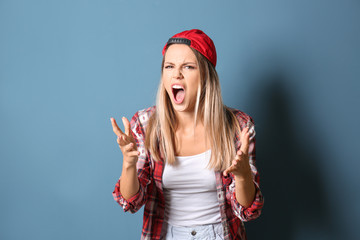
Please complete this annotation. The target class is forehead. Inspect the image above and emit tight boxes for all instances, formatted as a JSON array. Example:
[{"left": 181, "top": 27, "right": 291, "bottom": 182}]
[{"left": 164, "top": 44, "right": 197, "bottom": 62}]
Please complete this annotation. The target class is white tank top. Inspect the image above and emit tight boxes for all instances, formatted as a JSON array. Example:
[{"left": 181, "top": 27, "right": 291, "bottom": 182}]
[{"left": 162, "top": 150, "right": 221, "bottom": 227}]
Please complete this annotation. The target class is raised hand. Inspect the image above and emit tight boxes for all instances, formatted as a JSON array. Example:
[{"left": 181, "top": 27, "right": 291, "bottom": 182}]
[
  {"left": 110, "top": 117, "right": 139, "bottom": 167},
  {"left": 223, "top": 124, "right": 252, "bottom": 179}
]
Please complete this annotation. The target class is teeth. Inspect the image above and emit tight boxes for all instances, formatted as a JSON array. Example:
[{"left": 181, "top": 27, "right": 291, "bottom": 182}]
[{"left": 172, "top": 85, "right": 183, "bottom": 89}]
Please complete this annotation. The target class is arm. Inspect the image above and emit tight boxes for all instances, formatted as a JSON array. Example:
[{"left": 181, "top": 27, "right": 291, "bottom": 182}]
[
  {"left": 234, "top": 168, "right": 256, "bottom": 208},
  {"left": 111, "top": 116, "right": 140, "bottom": 200},
  {"left": 223, "top": 116, "right": 264, "bottom": 221},
  {"left": 120, "top": 159, "right": 140, "bottom": 200},
  {"left": 111, "top": 111, "right": 152, "bottom": 213}
]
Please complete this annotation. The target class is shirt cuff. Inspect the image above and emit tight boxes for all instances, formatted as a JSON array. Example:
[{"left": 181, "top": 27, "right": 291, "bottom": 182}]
[
  {"left": 231, "top": 182, "right": 264, "bottom": 221},
  {"left": 112, "top": 178, "right": 145, "bottom": 213}
]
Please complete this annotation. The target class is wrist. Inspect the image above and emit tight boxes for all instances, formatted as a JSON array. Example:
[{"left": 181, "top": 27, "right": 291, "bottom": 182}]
[
  {"left": 234, "top": 169, "right": 253, "bottom": 182},
  {"left": 122, "top": 160, "right": 137, "bottom": 171}
]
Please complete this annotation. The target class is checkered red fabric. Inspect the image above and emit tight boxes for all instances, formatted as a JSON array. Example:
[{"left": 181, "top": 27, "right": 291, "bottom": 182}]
[{"left": 113, "top": 106, "right": 264, "bottom": 240}]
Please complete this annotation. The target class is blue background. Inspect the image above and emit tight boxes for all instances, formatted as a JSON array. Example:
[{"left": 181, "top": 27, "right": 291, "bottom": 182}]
[{"left": 1, "top": 0, "right": 359, "bottom": 239}]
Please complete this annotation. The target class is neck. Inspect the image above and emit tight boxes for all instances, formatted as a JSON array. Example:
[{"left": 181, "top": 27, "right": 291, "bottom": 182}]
[{"left": 175, "top": 111, "right": 201, "bottom": 131}]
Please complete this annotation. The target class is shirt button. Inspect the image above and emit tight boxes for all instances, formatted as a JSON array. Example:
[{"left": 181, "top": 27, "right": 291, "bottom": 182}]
[{"left": 191, "top": 230, "right": 197, "bottom": 236}]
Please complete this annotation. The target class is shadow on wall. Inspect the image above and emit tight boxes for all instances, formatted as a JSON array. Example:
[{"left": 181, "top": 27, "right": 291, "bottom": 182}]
[{"left": 243, "top": 72, "right": 338, "bottom": 240}]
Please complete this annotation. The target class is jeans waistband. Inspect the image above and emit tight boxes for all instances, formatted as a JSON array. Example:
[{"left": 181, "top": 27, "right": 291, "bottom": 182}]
[{"left": 164, "top": 222, "right": 224, "bottom": 240}]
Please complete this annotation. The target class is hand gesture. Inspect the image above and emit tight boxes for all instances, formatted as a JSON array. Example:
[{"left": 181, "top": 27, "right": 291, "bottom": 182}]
[
  {"left": 110, "top": 117, "right": 139, "bottom": 167},
  {"left": 223, "top": 123, "right": 252, "bottom": 179}
]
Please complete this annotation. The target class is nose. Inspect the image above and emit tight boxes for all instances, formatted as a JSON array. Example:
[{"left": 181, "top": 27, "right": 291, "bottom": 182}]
[{"left": 172, "top": 67, "right": 183, "bottom": 79}]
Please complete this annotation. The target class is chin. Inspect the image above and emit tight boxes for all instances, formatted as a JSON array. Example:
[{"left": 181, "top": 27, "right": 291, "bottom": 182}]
[
  {"left": 173, "top": 103, "right": 196, "bottom": 114},
  {"left": 171, "top": 101, "right": 188, "bottom": 112},
  {"left": 172, "top": 105, "right": 186, "bottom": 112}
]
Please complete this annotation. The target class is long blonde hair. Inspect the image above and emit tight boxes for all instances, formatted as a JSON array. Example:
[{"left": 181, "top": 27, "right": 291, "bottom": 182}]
[{"left": 145, "top": 46, "right": 240, "bottom": 171}]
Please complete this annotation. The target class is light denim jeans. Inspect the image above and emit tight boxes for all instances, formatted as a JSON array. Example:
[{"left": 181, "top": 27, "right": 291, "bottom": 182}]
[{"left": 162, "top": 222, "right": 224, "bottom": 240}]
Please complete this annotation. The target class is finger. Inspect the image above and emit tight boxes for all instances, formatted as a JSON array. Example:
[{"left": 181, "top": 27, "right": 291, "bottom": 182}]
[
  {"left": 233, "top": 159, "right": 239, "bottom": 166},
  {"left": 240, "top": 129, "right": 250, "bottom": 154},
  {"left": 122, "top": 117, "right": 131, "bottom": 136},
  {"left": 223, "top": 164, "right": 236, "bottom": 176},
  {"left": 111, "top": 117, "right": 125, "bottom": 137},
  {"left": 127, "top": 150, "right": 140, "bottom": 157},
  {"left": 118, "top": 135, "right": 128, "bottom": 146},
  {"left": 223, "top": 168, "right": 229, "bottom": 176},
  {"left": 241, "top": 127, "right": 249, "bottom": 142},
  {"left": 223, "top": 166, "right": 234, "bottom": 176},
  {"left": 242, "top": 126, "right": 249, "bottom": 133},
  {"left": 116, "top": 135, "right": 126, "bottom": 145},
  {"left": 224, "top": 153, "right": 244, "bottom": 176},
  {"left": 237, "top": 150, "right": 247, "bottom": 158},
  {"left": 124, "top": 142, "right": 135, "bottom": 152},
  {"left": 236, "top": 151, "right": 249, "bottom": 165}
]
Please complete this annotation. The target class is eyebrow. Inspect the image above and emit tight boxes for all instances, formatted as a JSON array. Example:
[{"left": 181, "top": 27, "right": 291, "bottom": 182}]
[{"left": 164, "top": 62, "right": 197, "bottom": 65}]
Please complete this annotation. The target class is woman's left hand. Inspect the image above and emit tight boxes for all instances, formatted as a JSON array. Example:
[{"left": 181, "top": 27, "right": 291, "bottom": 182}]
[{"left": 223, "top": 126, "right": 252, "bottom": 180}]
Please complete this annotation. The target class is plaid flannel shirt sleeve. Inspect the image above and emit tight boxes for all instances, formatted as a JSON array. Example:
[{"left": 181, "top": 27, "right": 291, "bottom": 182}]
[
  {"left": 228, "top": 113, "right": 264, "bottom": 222},
  {"left": 112, "top": 111, "right": 152, "bottom": 213}
]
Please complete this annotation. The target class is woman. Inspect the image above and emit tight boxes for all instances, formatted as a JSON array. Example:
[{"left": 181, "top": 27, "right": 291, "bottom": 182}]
[{"left": 111, "top": 29, "right": 263, "bottom": 240}]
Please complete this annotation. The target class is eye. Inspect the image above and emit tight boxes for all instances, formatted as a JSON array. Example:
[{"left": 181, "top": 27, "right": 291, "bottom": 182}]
[
  {"left": 164, "top": 65, "right": 173, "bottom": 69},
  {"left": 184, "top": 65, "right": 195, "bottom": 70}
]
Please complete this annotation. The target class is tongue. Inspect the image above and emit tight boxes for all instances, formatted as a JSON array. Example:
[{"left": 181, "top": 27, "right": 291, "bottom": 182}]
[{"left": 175, "top": 89, "right": 185, "bottom": 103}]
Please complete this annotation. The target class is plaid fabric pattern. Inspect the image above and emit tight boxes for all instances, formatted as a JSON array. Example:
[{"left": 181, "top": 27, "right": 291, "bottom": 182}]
[{"left": 113, "top": 106, "right": 264, "bottom": 240}]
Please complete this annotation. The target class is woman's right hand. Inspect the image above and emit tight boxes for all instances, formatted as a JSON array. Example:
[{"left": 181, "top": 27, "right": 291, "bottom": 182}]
[{"left": 110, "top": 117, "right": 139, "bottom": 167}]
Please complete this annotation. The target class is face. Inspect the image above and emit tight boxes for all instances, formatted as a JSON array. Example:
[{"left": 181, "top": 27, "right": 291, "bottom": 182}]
[{"left": 162, "top": 44, "right": 201, "bottom": 113}]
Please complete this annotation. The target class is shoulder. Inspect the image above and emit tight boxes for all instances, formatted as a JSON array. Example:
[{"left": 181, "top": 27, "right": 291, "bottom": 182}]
[
  {"left": 226, "top": 107, "right": 254, "bottom": 125},
  {"left": 130, "top": 106, "right": 156, "bottom": 130},
  {"left": 227, "top": 107, "right": 256, "bottom": 149}
]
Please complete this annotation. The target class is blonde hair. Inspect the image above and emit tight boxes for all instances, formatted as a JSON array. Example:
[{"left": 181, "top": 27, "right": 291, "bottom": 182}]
[{"left": 145, "top": 46, "right": 241, "bottom": 171}]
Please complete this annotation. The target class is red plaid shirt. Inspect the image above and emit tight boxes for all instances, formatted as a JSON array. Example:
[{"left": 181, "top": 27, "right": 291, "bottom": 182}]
[{"left": 113, "top": 106, "right": 264, "bottom": 240}]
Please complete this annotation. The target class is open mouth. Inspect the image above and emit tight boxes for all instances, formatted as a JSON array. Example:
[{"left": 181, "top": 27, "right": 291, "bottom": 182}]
[{"left": 172, "top": 84, "right": 185, "bottom": 104}]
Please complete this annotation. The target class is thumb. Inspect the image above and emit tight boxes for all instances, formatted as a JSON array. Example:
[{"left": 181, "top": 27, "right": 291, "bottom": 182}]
[{"left": 223, "top": 165, "right": 232, "bottom": 176}]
